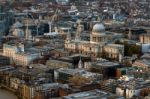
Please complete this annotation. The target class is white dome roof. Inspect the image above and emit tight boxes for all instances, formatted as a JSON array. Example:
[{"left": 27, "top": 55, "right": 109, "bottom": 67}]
[
  {"left": 13, "top": 21, "right": 23, "bottom": 28},
  {"left": 92, "top": 23, "right": 105, "bottom": 33}
]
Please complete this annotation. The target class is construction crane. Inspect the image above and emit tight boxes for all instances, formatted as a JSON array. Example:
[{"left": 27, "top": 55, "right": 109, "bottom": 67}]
[
  {"left": 24, "top": 10, "right": 40, "bottom": 39},
  {"left": 24, "top": 10, "right": 31, "bottom": 40},
  {"left": 28, "top": 13, "right": 40, "bottom": 36},
  {"left": 48, "top": 9, "right": 59, "bottom": 34},
  {"left": 44, "top": 9, "right": 59, "bottom": 36}
]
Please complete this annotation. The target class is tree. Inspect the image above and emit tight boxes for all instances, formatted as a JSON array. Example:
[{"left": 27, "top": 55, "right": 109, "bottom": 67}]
[
  {"left": 115, "top": 41, "right": 142, "bottom": 56},
  {"left": 127, "top": 45, "right": 141, "bottom": 57},
  {"left": 69, "top": 75, "right": 91, "bottom": 86},
  {"left": 34, "top": 41, "right": 46, "bottom": 46}
]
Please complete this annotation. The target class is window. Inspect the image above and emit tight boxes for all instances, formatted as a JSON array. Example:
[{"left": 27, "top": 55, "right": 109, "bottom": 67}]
[{"left": 90, "top": 47, "right": 91, "bottom": 50}]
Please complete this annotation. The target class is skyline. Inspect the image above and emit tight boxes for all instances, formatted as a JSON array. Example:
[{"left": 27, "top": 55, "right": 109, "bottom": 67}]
[{"left": 0, "top": 0, "right": 150, "bottom": 99}]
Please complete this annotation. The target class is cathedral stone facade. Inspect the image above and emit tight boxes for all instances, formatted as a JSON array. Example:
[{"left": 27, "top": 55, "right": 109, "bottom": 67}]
[{"left": 65, "top": 23, "right": 124, "bottom": 62}]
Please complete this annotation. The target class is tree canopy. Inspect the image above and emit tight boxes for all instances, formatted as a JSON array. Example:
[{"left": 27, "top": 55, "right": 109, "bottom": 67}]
[
  {"left": 115, "top": 40, "right": 141, "bottom": 57},
  {"left": 69, "top": 75, "right": 91, "bottom": 86}
]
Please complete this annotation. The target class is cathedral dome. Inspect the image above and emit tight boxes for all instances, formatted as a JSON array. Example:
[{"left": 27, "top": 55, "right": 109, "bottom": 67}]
[{"left": 92, "top": 23, "right": 105, "bottom": 33}]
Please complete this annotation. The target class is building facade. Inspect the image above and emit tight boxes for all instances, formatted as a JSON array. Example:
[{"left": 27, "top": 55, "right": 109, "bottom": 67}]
[
  {"left": 3, "top": 43, "right": 40, "bottom": 66},
  {"left": 140, "top": 34, "right": 150, "bottom": 44},
  {"left": 65, "top": 23, "right": 124, "bottom": 61}
]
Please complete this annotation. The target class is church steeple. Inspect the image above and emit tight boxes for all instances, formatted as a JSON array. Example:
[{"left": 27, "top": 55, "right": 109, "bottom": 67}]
[
  {"left": 78, "top": 56, "right": 83, "bottom": 68},
  {"left": 97, "top": 16, "right": 101, "bottom": 22},
  {"left": 97, "top": 16, "right": 103, "bottom": 23},
  {"left": 75, "top": 19, "right": 83, "bottom": 41},
  {"left": 66, "top": 29, "right": 71, "bottom": 43},
  {"left": 128, "top": 28, "right": 132, "bottom": 40}
]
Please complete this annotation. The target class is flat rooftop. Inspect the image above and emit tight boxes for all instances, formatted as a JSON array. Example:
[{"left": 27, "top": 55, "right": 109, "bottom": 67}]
[
  {"left": 57, "top": 68, "right": 102, "bottom": 78},
  {"left": 93, "top": 61, "right": 120, "bottom": 67},
  {"left": 133, "top": 59, "right": 150, "bottom": 67},
  {"left": 63, "top": 89, "right": 124, "bottom": 99},
  {"left": 118, "top": 78, "right": 150, "bottom": 90}
]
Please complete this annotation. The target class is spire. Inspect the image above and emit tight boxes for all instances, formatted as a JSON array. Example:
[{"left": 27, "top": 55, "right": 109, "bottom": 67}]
[
  {"left": 48, "top": 21, "right": 52, "bottom": 33},
  {"left": 26, "top": 13, "right": 29, "bottom": 40},
  {"left": 97, "top": 16, "right": 101, "bottom": 22},
  {"left": 97, "top": 16, "right": 102, "bottom": 23},
  {"left": 25, "top": 11, "right": 32, "bottom": 40},
  {"left": 75, "top": 25, "right": 82, "bottom": 41},
  {"left": 66, "top": 29, "right": 71, "bottom": 43},
  {"left": 128, "top": 28, "right": 132, "bottom": 40},
  {"left": 78, "top": 56, "right": 83, "bottom": 68}
]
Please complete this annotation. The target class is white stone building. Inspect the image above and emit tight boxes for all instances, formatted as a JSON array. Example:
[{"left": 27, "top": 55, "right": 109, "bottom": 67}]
[
  {"left": 3, "top": 43, "right": 40, "bottom": 66},
  {"left": 65, "top": 22, "right": 124, "bottom": 61}
]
